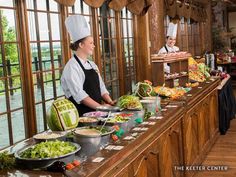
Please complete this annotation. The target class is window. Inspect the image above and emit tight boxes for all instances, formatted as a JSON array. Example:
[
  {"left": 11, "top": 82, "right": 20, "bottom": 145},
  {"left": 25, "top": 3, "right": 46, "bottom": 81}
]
[
  {"left": 26, "top": 0, "right": 63, "bottom": 133},
  {"left": 179, "top": 17, "right": 188, "bottom": 51},
  {"left": 121, "top": 8, "right": 135, "bottom": 94},
  {"left": 0, "top": 0, "right": 138, "bottom": 150},
  {"left": 0, "top": 0, "right": 26, "bottom": 148},
  {"left": 98, "top": 4, "right": 119, "bottom": 99}
]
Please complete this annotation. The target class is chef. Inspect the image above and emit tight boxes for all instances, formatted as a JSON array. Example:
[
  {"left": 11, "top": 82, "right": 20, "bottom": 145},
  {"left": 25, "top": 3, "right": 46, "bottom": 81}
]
[
  {"left": 61, "top": 15, "right": 115, "bottom": 116},
  {"left": 158, "top": 22, "right": 179, "bottom": 73}
]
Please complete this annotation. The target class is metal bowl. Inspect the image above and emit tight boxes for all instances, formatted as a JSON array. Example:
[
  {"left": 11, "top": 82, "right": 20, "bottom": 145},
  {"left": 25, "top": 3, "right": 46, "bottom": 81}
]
[
  {"left": 14, "top": 142, "right": 80, "bottom": 169},
  {"left": 73, "top": 127, "right": 101, "bottom": 157},
  {"left": 89, "top": 126, "right": 115, "bottom": 147}
]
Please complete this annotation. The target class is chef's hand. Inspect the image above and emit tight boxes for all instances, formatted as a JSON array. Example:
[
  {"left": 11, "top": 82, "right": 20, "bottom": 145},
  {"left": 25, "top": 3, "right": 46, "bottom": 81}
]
[
  {"left": 102, "top": 103, "right": 112, "bottom": 107},
  {"left": 107, "top": 100, "right": 117, "bottom": 106}
]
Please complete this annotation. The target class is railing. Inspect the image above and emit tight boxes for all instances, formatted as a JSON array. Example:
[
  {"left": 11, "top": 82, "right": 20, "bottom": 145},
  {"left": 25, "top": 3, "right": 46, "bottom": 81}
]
[{"left": 0, "top": 55, "right": 62, "bottom": 95}]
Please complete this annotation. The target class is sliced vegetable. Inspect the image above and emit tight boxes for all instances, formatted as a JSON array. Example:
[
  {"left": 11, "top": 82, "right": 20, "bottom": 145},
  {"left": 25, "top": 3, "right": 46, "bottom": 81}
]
[
  {"left": 113, "top": 125, "right": 120, "bottom": 131},
  {"left": 72, "top": 160, "right": 80, "bottom": 167},
  {"left": 66, "top": 163, "right": 75, "bottom": 170},
  {"left": 112, "top": 134, "right": 118, "bottom": 141}
]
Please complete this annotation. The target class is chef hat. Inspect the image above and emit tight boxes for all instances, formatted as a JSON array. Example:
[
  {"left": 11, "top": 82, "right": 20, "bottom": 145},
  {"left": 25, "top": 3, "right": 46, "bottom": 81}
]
[
  {"left": 65, "top": 15, "right": 91, "bottom": 43},
  {"left": 167, "top": 22, "right": 178, "bottom": 38}
]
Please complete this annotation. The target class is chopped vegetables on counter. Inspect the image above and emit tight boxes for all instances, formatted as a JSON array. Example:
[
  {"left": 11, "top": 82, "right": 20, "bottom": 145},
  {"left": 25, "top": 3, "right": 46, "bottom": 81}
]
[
  {"left": 107, "top": 115, "right": 129, "bottom": 123},
  {"left": 0, "top": 151, "right": 15, "bottom": 170}
]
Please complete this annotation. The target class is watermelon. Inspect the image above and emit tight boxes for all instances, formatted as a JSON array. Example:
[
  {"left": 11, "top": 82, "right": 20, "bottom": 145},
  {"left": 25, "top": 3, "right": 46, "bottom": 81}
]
[
  {"left": 134, "top": 82, "right": 156, "bottom": 98},
  {"left": 46, "top": 99, "right": 79, "bottom": 131}
]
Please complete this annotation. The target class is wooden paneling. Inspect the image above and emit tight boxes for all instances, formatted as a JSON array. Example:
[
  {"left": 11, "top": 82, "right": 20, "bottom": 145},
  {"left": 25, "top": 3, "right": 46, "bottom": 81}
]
[
  {"left": 183, "top": 89, "right": 220, "bottom": 177},
  {"left": 205, "top": 1, "right": 212, "bottom": 52},
  {"left": 149, "top": 0, "right": 165, "bottom": 54},
  {"left": 115, "top": 12, "right": 125, "bottom": 96},
  {"left": 114, "top": 117, "right": 184, "bottom": 177},
  {"left": 135, "top": 14, "right": 151, "bottom": 81},
  {"left": 195, "top": 119, "right": 236, "bottom": 177}
]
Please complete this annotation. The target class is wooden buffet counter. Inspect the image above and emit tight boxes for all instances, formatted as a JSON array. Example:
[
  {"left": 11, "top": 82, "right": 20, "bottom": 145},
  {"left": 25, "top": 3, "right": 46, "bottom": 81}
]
[{"left": 0, "top": 79, "right": 220, "bottom": 177}]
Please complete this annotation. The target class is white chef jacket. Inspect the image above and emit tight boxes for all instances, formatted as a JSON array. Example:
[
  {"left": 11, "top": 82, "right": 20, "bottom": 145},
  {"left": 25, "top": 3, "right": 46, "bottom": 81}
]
[
  {"left": 61, "top": 55, "right": 109, "bottom": 104},
  {"left": 158, "top": 45, "right": 180, "bottom": 54},
  {"left": 158, "top": 45, "right": 180, "bottom": 73}
]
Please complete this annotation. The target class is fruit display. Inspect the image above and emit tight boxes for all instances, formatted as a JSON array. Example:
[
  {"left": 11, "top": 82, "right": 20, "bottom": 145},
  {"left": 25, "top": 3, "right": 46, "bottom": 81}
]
[
  {"left": 47, "top": 99, "right": 79, "bottom": 131},
  {"left": 188, "top": 57, "right": 210, "bottom": 82},
  {"left": 153, "top": 86, "right": 188, "bottom": 99},
  {"left": 117, "top": 95, "right": 143, "bottom": 110},
  {"left": 197, "top": 63, "right": 210, "bottom": 77},
  {"left": 188, "top": 57, "right": 198, "bottom": 65},
  {"left": 134, "top": 81, "right": 156, "bottom": 98},
  {"left": 153, "top": 86, "right": 173, "bottom": 97},
  {"left": 186, "top": 82, "right": 199, "bottom": 87},
  {"left": 189, "top": 70, "right": 206, "bottom": 82}
]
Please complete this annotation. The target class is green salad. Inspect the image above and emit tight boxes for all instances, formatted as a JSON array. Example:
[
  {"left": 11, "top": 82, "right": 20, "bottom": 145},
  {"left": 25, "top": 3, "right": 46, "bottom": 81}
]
[
  {"left": 107, "top": 115, "right": 129, "bottom": 123},
  {"left": 20, "top": 140, "right": 76, "bottom": 159}
]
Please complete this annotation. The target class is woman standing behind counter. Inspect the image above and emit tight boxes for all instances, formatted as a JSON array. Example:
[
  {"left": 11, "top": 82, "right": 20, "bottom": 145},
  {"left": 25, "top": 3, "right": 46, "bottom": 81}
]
[{"left": 61, "top": 15, "right": 115, "bottom": 116}]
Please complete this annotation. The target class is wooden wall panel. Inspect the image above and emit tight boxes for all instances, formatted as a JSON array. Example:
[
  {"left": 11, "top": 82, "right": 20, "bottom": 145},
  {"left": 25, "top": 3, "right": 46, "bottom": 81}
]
[
  {"left": 205, "top": 1, "right": 212, "bottom": 52},
  {"left": 135, "top": 14, "right": 151, "bottom": 81},
  {"left": 149, "top": 0, "right": 165, "bottom": 54}
]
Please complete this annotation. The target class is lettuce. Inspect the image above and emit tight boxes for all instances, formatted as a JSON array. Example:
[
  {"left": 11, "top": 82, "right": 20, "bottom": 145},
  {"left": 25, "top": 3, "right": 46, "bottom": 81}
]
[{"left": 20, "top": 140, "right": 76, "bottom": 159}]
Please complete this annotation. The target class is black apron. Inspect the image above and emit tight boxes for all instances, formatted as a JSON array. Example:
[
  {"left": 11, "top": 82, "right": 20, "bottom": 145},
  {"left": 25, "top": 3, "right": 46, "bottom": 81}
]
[
  {"left": 164, "top": 45, "right": 170, "bottom": 68},
  {"left": 164, "top": 45, "right": 169, "bottom": 53},
  {"left": 69, "top": 54, "right": 102, "bottom": 116}
]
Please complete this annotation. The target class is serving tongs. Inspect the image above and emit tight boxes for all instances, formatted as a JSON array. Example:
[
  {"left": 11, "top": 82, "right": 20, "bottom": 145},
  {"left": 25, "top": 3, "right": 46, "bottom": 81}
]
[{"left": 100, "top": 111, "right": 111, "bottom": 132}]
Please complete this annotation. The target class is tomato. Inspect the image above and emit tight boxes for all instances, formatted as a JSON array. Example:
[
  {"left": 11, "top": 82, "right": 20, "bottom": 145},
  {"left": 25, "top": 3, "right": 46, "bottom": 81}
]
[
  {"left": 66, "top": 163, "right": 75, "bottom": 170},
  {"left": 113, "top": 125, "right": 120, "bottom": 131},
  {"left": 112, "top": 134, "right": 118, "bottom": 141},
  {"left": 119, "top": 113, "right": 133, "bottom": 117},
  {"left": 72, "top": 160, "right": 80, "bottom": 167}
]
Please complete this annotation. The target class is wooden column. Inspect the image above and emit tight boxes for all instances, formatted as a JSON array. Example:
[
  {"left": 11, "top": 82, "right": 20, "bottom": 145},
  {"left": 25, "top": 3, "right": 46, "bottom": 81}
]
[
  {"left": 149, "top": 0, "right": 165, "bottom": 54},
  {"left": 115, "top": 12, "right": 125, "bottom": 95},
  {"left": 91, "top": 8, "right": 102, "bottom": 71},
  {"left": 205, "top": 1, "right": 212, "bottom": 52},
  {"left": 135, "top": 14, "right": 151, "bottom": 81},
  {"left": 16, "top": 0, "right": 37, "bottom": 137},
  {"left": 60, "top": 5, "right": 70, "bottom": 64}
]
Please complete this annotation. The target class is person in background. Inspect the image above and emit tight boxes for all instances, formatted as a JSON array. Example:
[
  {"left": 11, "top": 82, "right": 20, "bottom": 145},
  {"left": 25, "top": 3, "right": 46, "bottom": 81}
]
[
  {"left": 158, "top": 22, "right": 179, "bottom": 73},
  {"left": 61, "top": 15, "right": 115, "bottom": 116}
]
